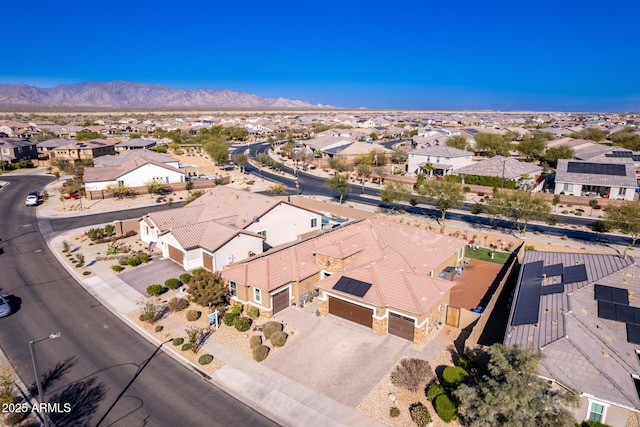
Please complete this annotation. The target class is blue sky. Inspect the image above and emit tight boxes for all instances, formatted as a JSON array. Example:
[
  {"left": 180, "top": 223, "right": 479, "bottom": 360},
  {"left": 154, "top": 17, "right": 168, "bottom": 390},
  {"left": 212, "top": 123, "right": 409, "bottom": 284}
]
[{"left": 3, "top": 0, "right": 639, "bottom": 111}]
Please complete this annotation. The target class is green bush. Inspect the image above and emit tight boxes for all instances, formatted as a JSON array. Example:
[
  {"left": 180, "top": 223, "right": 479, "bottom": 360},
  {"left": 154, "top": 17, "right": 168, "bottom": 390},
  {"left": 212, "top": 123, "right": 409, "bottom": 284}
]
[
  {"left": 230, "top": 302, "right": 244, "bottom": 315},
  {"left": 181, "top": 343, "right": 193, "bottom": 351},
  {"left": 172, "top": 338, "right": 184, "bottom": 346},
  {"left": 390, "top": 406, "right": 400, "bottom": 418},
  {"left": 442, "top": 366, "right": 469, "bottom": 390},
  {"left": 179, "top": 273, "right": 192, "bottom": 284},
  {"left": 270, "top": 331, "right": 288, "bottom": 347},
  {"left": 246, "top": 305, "right": 260, "bottom": 319},
  {"left": 139, "top": 253, "right": 150, "bottom": 263},
  {"left": 83, "top": 271, "right": 91, "bottom": 276},
  {"left": 186, "top": 310, "right": 201, "bottom": 321},
  {"left": 583, "top": 420, "right": 611, "bottom": 427},
  {"left": 410, "top": 403, "right": 432, "bottom": 427},
  {"left": 263, "top": 321, "right": 283, "bottom": 339},
  {"left": 146, "top": 284, "right": 164, "bottom": 296},
  {"left": 434, "top": 394, "right": 457, "bottom": 422},
  {"left": 249, "top": 335, "right": 262, "bottom": 349},
  {"left": 223, "top": 312, "right": 238, "bottom": 326},
  {"left": 168, "top": 297, "right": 189, "bottom": 312},
  {"left": 165, "top": 278, "right": 181, "bottom": 289},
  {"left": 234, "top": 316, "right": 252, "bottom": 332},
  {"left": 154, "top": 325, "right": 164, "bottom": 332},
  {"left": 118, "top": 256, "right": 129, "bottom": 266},
  {"left": 192, "top": 268, "right": 206, "bottom": 275},
  {"left": 198, "top": 354, "right": 214, "bottom": 365},
  {"left": 426, "top": 381, "right": 445, "bottom": 402},
  {"left": 252, "top": 345, "right": 270, "bottom": 362},
  {"left": 127, "top": 257, "right": 142, "bottom": 267}
]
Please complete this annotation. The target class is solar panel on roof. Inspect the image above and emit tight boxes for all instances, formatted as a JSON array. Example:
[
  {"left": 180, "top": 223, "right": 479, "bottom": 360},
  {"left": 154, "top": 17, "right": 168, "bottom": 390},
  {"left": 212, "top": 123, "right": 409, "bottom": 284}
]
[
  {"left": 627, "top": 324, "right": 640, "bottom": 345},
  {"left": 332, "top": 276, "right": 372, "bottom": 298},
  {"left": 594, "top": 284, "right": 629, "bottom": 305},
  {"left": 512, "top": 261, "right": 543, "bottom": 326},
  {"left": 617, "top": 304, "right": 635, "bottom": 324},
  {"left": 563, "top": 264, "right": 588, "bottom": 284},
  {"left": 540, "top": 283, "right": 564, "bottom": 295},
  {"left": 543, "top": 263, "right": 564, "bottom": 277},
  {"left": 605, "top": 151, "right": 633, "bottom": 158},
  {"left": 598, "top": 301, "right": 617, "bottom": 321},
  {"left": 566, "top": 162, "right": 627, "bottom": 176}
]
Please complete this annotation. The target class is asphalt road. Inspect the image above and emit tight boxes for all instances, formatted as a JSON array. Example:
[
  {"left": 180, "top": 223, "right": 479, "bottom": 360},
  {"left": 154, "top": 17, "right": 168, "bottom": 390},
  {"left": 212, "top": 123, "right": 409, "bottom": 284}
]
[{"left": 0, "top": 175, "right": 278, "bottom": 426}]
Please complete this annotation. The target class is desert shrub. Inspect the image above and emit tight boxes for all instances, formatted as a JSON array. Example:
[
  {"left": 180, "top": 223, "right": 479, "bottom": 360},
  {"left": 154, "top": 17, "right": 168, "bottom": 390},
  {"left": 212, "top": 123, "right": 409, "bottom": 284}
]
[
  {"left": 249, "top": 335, "right": 262, "bottom": 349},
  {"left": 146, "top": 284, "right": 164, "bottom": 296},
  {"left": 138, "top": 298, "right": 163, "bottom": 323},
  {"left": 75, "top": 252, "right": 85, "bottom": 267},
  {"left": 234, "top": 316, "right": 252, "bottom": 332},
  {"left": 198, "top": 354, "right": 214, "bottom": 365},
  {"left": 62, "top": 240, "right": 70, "bottom": 252},
  {"left": 186, "top": 310, "right": 201, "bottom": 321},
  {"left": 391, "top": 358, "right": 434, "bottom": 393},
  {"left": 187, "top": 271, "right": 229, "bottom": 307},
  {"left": 139, "top": 253, "right": 150, "bottom": 263},
  {"left": 442, "top": 366, "right": 469, "bottom": 390},
  {"left": 434, "top": 394, "right": 457, "bottom": 422},
  {"left": 111, "top": 265, "right": 124, "bottom": 272},
  {"left": 192, "top": 268, "right": 206, "bottom": 275},
  {"left": 168, "top": 297, "right": 189, "bottom": 312},
  {"left": 179, "top": 273, "right": 192, "bottom": 284},
  {"left": 127, "top": 256, "right": 141, "bottom": 267},
  {"left": 165, "top": 278, "right": 181, "bottom": 289},
  {"left": 172, "top": 338, "right": 184, "bottom": 346},
  {"left": 5, "top": 409, "right": 29, "bottom": 425},
  {"left": 263, "top": 321, "right": 283, "bottom": 339},
  {"left": 246, "top": 305, "right": 260, "bottom": 319},
  {"left": 154, "top": 325, "right": 164, "bottom": 332},
  {"left": 125, "top": 230, "right": 138, "bottom": 237},
  {"left": 426, "top": 381, "right": 445, "bottom": 402},
  {"left": 270, "top": 331, "right": 288, "bottom": 347},
  {"left": 230, "top": 302, "right": 244, "bottom": 315},
  {"left": 83, "top": 271, "right": 91, "bottom": 276},
  {"left": 390, "top": 406, "right": 400, "bottom": 418},
  {"left": 583, "top": 421, "right": 611, "bottom": 427},
  {"left": 458, "top": 352, "right": 475, "bottom": 371},
  {"left": 223, "top": 312, "right": 238, "bottom": 326},
  {"left": 410, "top": 403, "right": 432, "bottom": 427},
  {"left": 181, "top": 343, "right": 193, "bottom": 351},
  {"left": 252, "top": 345, "right": 270, "bottom": 362},
  {"left": 118, "top": 256, "right": 129, "bottom": 266}
]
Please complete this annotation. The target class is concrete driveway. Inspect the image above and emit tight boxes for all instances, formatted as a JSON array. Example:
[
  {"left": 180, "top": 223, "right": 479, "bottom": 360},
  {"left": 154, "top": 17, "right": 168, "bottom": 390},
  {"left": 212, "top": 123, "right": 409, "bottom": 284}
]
[
  {"left": 119, "top": 258, "right": 186, "bottom": 295},
  {"left": 264, "top": 305, "right": 414, "bottom": 407}
]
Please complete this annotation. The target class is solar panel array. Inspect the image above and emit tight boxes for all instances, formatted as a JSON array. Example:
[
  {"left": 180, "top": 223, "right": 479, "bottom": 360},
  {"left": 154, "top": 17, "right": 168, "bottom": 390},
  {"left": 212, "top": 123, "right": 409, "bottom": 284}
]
[
  {"left": 512, "top": 261, "right": 543, "bottom": 326},
  {"left": 332, "top": 276, "right": 372, "bottom": 298},
  {"left": 593, "top": 284, "right": 640, "bottom": 344},
  {"left": 564, "top": 264, "right": 588, "bottom": 284},
  {"left": 605, "top": 150, "right": 633, "bottom": 158},
  {"left": 543, "top": 263, "right": 564, "bottom": 277},
  {"left": 566, "top": 162, "right": 627, "bottom": 177}
]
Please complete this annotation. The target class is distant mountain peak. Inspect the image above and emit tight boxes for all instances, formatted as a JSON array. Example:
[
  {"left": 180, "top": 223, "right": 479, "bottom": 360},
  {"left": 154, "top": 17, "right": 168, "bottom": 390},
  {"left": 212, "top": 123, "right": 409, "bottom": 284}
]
[{"left": 0, "top": 80, "right": 332, "bottom": 109}]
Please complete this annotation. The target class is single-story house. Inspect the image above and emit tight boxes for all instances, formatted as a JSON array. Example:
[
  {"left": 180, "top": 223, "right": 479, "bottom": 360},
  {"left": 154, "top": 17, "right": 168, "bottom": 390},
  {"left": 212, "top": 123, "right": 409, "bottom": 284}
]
[
  {"left": 452, "top": 155, "right": 543, "bottom": 190},
  {"left": 84, "top": 150, "right": 185, "bottom": 191},
  {"left": 140, "top": 186, "right": 322, "bottom": 271},
  {"left": 505, "top": 251, "right": 640, "bottom": 427},
  {"left": 554, "top": 159, "right": 637, "bottom": 200},
  {"left": 114, "top": 138, "right": 157, "bottom": 152},
  {"left": 407, "top": 145, "right": 474, "bottom": 176},
  {"left": 221, "top": 217, "right": 467, "bottom": 343}
]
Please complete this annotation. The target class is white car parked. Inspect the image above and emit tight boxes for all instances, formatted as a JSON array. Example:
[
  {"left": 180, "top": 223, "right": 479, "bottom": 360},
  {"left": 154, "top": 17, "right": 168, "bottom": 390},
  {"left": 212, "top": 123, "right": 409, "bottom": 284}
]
[{"left": 26, "top": 191, "right": 39, "bottom": 206}]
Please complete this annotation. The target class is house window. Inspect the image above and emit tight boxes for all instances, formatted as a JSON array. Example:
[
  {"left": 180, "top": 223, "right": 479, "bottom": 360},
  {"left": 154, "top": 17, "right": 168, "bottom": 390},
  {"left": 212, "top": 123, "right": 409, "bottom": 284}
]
[
  {"left": 229, "top": 281, "right": 237, "bottom": 297},
  {"left": 563, "top": 183, "right": 574, "bottom": 192},
  {"left": 620, "top": 187, "right": 627, "bottom": 196},
  {"left": 311, "top": 218, "right": 317, "bottom": 228},
  {"left": 254, "top": 288, "right": 262, "bottom": 303},
  {"left": 257, "top": 230, "right": 267, "bottom": 240},
  {"left": 588, "top": 401, "right": 606, "bottom": 423}
]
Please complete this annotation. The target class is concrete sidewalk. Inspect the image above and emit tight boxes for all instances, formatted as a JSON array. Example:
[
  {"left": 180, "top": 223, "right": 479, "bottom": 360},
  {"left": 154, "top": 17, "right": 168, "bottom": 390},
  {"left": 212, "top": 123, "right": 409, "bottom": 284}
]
[{"left": 37, "top": 182, "right": 383, "bottom": 426}]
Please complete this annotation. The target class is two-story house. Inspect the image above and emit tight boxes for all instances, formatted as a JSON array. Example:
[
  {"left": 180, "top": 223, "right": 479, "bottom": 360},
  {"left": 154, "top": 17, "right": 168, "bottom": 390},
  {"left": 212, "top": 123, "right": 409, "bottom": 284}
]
[{"left": 407, "top": 146, "right": 474, "bottom": 176}]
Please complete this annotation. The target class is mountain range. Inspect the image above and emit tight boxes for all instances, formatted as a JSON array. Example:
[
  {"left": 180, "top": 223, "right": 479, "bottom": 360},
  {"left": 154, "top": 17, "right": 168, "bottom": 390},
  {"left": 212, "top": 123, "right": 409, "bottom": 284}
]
[{"left": 0, "top": 81, "right": 331, "bottom": 109}]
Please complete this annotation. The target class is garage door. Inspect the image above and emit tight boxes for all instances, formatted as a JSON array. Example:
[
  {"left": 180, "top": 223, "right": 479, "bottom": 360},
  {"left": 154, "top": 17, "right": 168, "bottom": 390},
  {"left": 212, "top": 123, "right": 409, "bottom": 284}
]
[
  {"left": 328, "top": 297, "right": 373, "bottom": 328},
  {"left": 203, "top": 253, "right": 213, "bottom": 271},
  {"left": 388, "top": 312, "right": 415, "bottom": 341},
  {"left": 272, "top": 288, "right": 289, "bottom": 314},
  {"left": 168, "top": 245, "right": 184, "bottom": 265}
]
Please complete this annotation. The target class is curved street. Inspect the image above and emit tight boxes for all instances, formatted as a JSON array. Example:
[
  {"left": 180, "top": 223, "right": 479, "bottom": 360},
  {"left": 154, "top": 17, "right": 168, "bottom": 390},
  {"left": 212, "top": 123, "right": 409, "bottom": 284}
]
[{"left": 0, "top": 174, "right": 278, "bottom": 426}]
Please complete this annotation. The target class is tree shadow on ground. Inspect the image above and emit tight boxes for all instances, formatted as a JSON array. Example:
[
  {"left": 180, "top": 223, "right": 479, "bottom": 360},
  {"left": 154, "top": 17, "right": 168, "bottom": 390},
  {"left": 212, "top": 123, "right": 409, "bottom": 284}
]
[
  {"left": 49, "top": 376, "right": 107, "bottom": 427},
  {"left": 29, "top": 355, "right": 79, "bottom": 398}
]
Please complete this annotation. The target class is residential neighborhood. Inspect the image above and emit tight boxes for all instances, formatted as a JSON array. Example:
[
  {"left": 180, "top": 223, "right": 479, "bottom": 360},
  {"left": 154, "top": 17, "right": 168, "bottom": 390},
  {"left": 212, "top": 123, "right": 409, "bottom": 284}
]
[{"left": 2, "top": 109, "right": 640, "bottom": 427}]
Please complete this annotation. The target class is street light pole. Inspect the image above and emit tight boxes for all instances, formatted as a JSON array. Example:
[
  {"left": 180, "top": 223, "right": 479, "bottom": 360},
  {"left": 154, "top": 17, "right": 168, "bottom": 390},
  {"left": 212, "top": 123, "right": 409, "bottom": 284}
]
[{"left": 30, "top": 332, "right": 61, "bottom": 427}]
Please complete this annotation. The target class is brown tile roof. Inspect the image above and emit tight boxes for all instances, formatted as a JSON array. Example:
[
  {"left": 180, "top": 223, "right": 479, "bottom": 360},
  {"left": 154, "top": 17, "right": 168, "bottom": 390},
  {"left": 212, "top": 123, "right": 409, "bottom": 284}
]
[{"left": 171, "top": 221, "right": 260, "bottom": 252}]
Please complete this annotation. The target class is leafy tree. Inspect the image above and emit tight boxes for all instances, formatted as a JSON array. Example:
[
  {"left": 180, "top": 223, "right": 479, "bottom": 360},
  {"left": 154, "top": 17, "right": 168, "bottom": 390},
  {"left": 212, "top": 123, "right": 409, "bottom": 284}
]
[
  {"left": 474, "top": 133, "right": 512, "bottom": 157},
  {"left": 203, "top": 138, "right": 230, "bottom": 165},
  {"left": 229, "top": 127, "right": 247, "bottom": 141},
  {"left": 326, "top": 173, "right": 350, "bottom": 204},
  {"left": 446, "top": 135, "right": 469, "bottom": 150},
  {"left": 312, "top": 123, "right": 331, "bottom": 133},
  {"left": 255, "top": 152, "right": 270, "bottom": 166},
  {"left": 610, "top": 128, "right": 640, "bottom": 151},
  {"left": 603, "top": 201, "right": 640, "bottom": 258},
  {"left": 454, "top": 344, "right": 579, "bottom": 427},
  {"left": 356, "top": 163, "right": 372, "bottom": 179},
  {"left": 470, "top": 203, "right": 485, "bottom": 215},
  {"left": 486, "top": 189, "right": 551, "bottom": 235},
  {"left": 105, "top": 183, "right": 133, "bottom": 199},
  {"left": 380, "top": 181, "right": 412, "bottom": 210},
  {"left": 390, "top": 148, "right": 408, "bottom": 164},
  {"left": 129, "top": 133, "right": 141, "bottom": 139},
  {"left": 417, "top": 179, "right": 464, "bottom": 232},
  {"left": 588, "top": 199, "right": 599, "bottom": 215},
  {"left": 517, "top": 136, "right": 547, "bottom": 160},
  {"left": 573, "top": 127, "right": 607, "bottom": 142},
  {"left": 75, "top": 130, "right": 103, "bottom": 141},
  {"left": 232, "top": 153, "right": 248, "bottom": 172},
  {"left": 187, "top": 271, "right": 229, "bottom": 307},
  {"left": 544, "top": 146, "right": 574, "bottom": 167},
  {"left": 267, "top": 182, "right": 287, "bottom": 195},
  {"left": 145, "top": 179, "right": 171, "bottom": 195}
]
